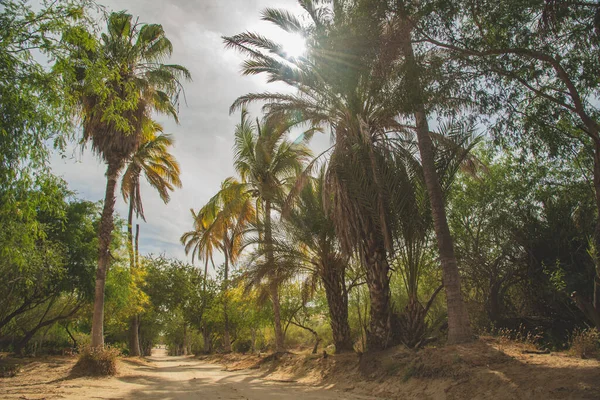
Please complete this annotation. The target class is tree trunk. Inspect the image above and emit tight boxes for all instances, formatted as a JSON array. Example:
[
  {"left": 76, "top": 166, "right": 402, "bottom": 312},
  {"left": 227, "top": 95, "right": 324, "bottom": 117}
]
[
  {"left": 129, "top": 315, "right": 141, "bottom": 356},
  {"left": 135, "top": 223, "right": 140, "bottom": 269},
  {"left": 182, "top": 323, "right": 188, "bottom": 355},
  {"left": 487, "top": 281, "right": 502, "bottom": 325},
  {"left": 264, "top": 200, "right": 285, "bottom": 352},
  {"left": 590, "top": 141, "right": 600, "bottom": 329},
  {"left": 202, "top": 327, "right": 212, "bottom": 353},
  {"left": 127, "top": 200, "right": 141, "bottom": 357},
  {"left": 362, "top": 234, "right": 392, "bottom": 351},
  {"left": 398, "top": 19, "right": 471, "bottom": 344},
  {"left": 223, "top": 240, "right": 232, "bottom": 352},
  {"left": 91, "top": 161, "right": 122, "bottom": 349},
  {"left": 64, "top": 322, "right": 77, "bottom": 349},
  {"left": 321, "top": 260, "right": 353, "bottom": 353}
]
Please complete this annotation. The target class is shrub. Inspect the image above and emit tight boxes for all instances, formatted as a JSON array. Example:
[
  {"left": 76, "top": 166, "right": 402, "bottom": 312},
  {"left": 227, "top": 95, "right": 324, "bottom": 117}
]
[
  {"left": 72, "top": 345, "right": 120, "bottom": 376},
  {"left": 569, "top": 328, "right": 600, "bottom": 359},
  {"left": 233, "top": 339, "right": 252, "bottom": 353}
]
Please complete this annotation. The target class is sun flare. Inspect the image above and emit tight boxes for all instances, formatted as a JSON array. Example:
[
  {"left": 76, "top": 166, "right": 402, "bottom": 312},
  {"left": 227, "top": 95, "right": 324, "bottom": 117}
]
[{"left": 281, "top": 34, "right": 306, "bottom": 58}]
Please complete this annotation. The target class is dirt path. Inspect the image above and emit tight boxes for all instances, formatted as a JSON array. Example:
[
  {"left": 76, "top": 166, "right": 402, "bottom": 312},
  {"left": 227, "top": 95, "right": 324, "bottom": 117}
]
[{"left": 1, "top": 348, "right": 377, "bottom": 399}]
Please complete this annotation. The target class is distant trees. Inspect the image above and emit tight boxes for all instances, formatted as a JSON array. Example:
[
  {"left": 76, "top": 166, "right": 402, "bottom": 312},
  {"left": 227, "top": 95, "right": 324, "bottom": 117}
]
[{"left": 121, "top": 126, "right": 182, "bottom": 355}]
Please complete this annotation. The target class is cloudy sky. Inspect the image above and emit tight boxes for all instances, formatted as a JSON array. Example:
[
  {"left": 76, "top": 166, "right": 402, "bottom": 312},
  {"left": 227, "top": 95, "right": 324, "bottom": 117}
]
[{"left": 50, "top": 0, "right": 329, "bottom": 264}]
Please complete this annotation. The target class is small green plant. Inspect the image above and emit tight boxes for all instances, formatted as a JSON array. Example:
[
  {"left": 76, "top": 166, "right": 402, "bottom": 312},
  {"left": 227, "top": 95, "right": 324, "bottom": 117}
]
[
  {"left": 73, "top": 345, "right": 121, "bottom": 376},
  {"left": 569, "top": 328, "right": 600, "bottom": 359}
]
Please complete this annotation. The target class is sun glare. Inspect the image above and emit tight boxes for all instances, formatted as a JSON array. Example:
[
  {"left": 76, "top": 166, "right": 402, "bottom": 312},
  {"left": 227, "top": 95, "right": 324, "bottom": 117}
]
[{"left": 281, "top": 34, "right": 306, "bottom": 58}]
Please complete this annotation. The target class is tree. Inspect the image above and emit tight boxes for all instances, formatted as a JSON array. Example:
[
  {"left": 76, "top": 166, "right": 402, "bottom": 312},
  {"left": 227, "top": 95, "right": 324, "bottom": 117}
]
[
  {"left": 223, "top": 0, "right": 474, "bottom": 347},
  {"left": 0, "top": 0, "right": 93, "bottom": 187},
  {"left": 230, "top": 110, "right": 312, "bottom": 352},
  {"left": 245, "top": 170, "right": 354, "bottom": 352},
  {"left": 72, "top": 11, "right": 190, "bottom": 348},
  {"left": 187, "top": 178, "right": 255, "bottom": 352},
  {"left": 417, "top": 0, "right": 600, "bottom": 329},
  {"left": 0, "top": 174, "right": 98, "bottom": 354},
  {"left": 121, "top": 124, "right": 182, "bottom": 355}
]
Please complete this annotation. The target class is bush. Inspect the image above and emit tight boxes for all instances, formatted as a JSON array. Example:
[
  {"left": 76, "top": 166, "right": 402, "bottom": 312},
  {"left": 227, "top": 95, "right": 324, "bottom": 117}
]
[
  {"left": 569, "top": 328, "right": 600, "bottom": 359},
  {"left": 233, "top": 339, "right": 252, "bottom": 353},
  {"left": 72, "top": 345, "right": 120, "bottom": 376}
]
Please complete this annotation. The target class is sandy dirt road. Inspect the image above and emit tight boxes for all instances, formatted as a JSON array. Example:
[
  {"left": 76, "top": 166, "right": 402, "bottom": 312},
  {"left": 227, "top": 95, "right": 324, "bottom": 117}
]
[{"left": 1, "top": 348, "right": 378, "bottom": 400}]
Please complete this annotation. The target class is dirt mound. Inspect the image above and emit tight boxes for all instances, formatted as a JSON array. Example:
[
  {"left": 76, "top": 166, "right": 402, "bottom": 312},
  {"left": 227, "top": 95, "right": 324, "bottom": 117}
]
[{"left": 208, "top": 338, "right": 600, "bottom": 399}]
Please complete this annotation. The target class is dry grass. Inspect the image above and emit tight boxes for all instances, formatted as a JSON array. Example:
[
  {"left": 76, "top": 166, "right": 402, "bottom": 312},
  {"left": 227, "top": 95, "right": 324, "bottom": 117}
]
[
  {"left": 569, "top": 328, "right": 600, "bottom": 359},
  {"left": 72, "top": 345, "right": 120, "bottom": 376}
]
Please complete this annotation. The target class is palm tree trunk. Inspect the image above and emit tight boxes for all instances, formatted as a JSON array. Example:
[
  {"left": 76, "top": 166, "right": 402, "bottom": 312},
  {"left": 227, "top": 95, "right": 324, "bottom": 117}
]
[
  {"left": 590, "top": 141, "right": 600, "bottom": 327},
  {"left": 91, "top": 161, "right": 121, "bottom": 349},
  {"left": 398, "top": 20, "right": 471, "bottom": 344},
  {"left": 321, "top": 261, "right": 353, "bottom": 353},
  {"left": 264, "top": 200, "right": 285, "bottom": 352},
  {"left": 362, "top": 235, "right": 392, "bottom": 351},
  {"left": 223, "top": 242, "right": 232, "bottom": 352},
  {"left": 135, "top": 223, "right": 140, "bottom": 269},
  {"left": 127, "top": 199, "right": 141, "bottom": 356}
]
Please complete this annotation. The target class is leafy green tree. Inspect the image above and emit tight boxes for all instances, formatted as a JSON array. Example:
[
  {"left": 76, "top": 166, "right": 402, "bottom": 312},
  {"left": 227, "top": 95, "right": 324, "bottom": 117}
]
[
  {"left": 0, "top": 0, "right": 93, "bottom": 187},
  {"left": 450, "top": 147, "right": 596, "bottom": 344},
  {"left": 71, "top": 11, "right": 190, "bottom": 348},
  {"left": 420, "top": 0, "right": 600, "bottom": 329},
  {"left": 0, "top": 175, "right": 99, "bottom": 353}
]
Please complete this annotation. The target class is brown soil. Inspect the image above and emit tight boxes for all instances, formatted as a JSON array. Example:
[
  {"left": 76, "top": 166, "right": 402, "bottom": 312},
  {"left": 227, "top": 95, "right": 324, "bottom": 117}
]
[
  {"left": 0, "top": 348, "right": 374, "bottom": 399},
  {"left": 1, "top": 339, "right": 598, "bottom": 399},
  {"left": 204, "top": 337, "right": 600, "bottom": 400}
]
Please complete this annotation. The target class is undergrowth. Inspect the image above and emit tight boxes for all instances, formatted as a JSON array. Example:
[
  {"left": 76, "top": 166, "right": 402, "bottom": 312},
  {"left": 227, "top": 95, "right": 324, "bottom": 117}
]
[
  {"left": 569, "top": 328, "right": 600, "bottom": 359},
  {"left": 72, "top": 345, "right": 120, "bottom": 376}
]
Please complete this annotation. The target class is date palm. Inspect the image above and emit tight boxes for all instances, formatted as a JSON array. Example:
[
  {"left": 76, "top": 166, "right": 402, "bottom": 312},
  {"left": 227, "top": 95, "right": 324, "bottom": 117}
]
[
  {"left": 74, "top": 11, "right": 190, "bottom": 348},
  {"left": 121, "top": 123, "right": 182, "bottom": 356},
  {"left": 224, "top": 1, "right": 405, "bottom": 350},
  {"left": 223, "top": 0, "right": 473, "bottom": 347}
]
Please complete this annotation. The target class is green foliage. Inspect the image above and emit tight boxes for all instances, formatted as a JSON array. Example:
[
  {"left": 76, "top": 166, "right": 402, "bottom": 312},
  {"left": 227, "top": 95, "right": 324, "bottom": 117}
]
[
  {"left": 0, "top": 0, "right": 95, "bottom": 185},
  {"left": 0, "top": 172, "right": 98, "bottom": 352}
]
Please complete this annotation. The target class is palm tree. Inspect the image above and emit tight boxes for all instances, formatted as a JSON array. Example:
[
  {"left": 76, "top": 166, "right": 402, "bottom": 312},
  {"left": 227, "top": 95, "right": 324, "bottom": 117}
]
[
  {"left": 231, "top": 110, "right": 312, "bottom": 352},
  {"left": 187, "top": 178, "right": 255, "bottom": 352},
  {"left": 180, "top": 208, "right": 219, "bottom": 353},
  {"left": 74, "top": 11, "right": 190, "bottom": 348},
  {"left": 223, "top": 2, "right": 405, "bottom": 350},
  {"left": 246, "top": 169, "right": 354, "bottom": 352},
  {"left": 388, "top": 2, "right": 472, "bottom": 344},
  {"left": 121, "top": 124, "right": 182, "bottom": 356}
]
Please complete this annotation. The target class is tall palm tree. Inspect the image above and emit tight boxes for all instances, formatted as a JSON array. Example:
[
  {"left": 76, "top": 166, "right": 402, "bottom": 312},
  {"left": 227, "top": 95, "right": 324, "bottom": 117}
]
[
  {"left": 223, "top": 2, "right": 405, "bottom": 350},
  {"left": 121, "top": 124, "right": 182, "bottom": 356},
  {"left": 74, "top": 11, "right": 190, "bottom": 348},
  {"left": 231, "top": 110, "right": 312, "bottom": 352},
  {"left": 387, "top": 2, "right": 472, "bottom": 344}
]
